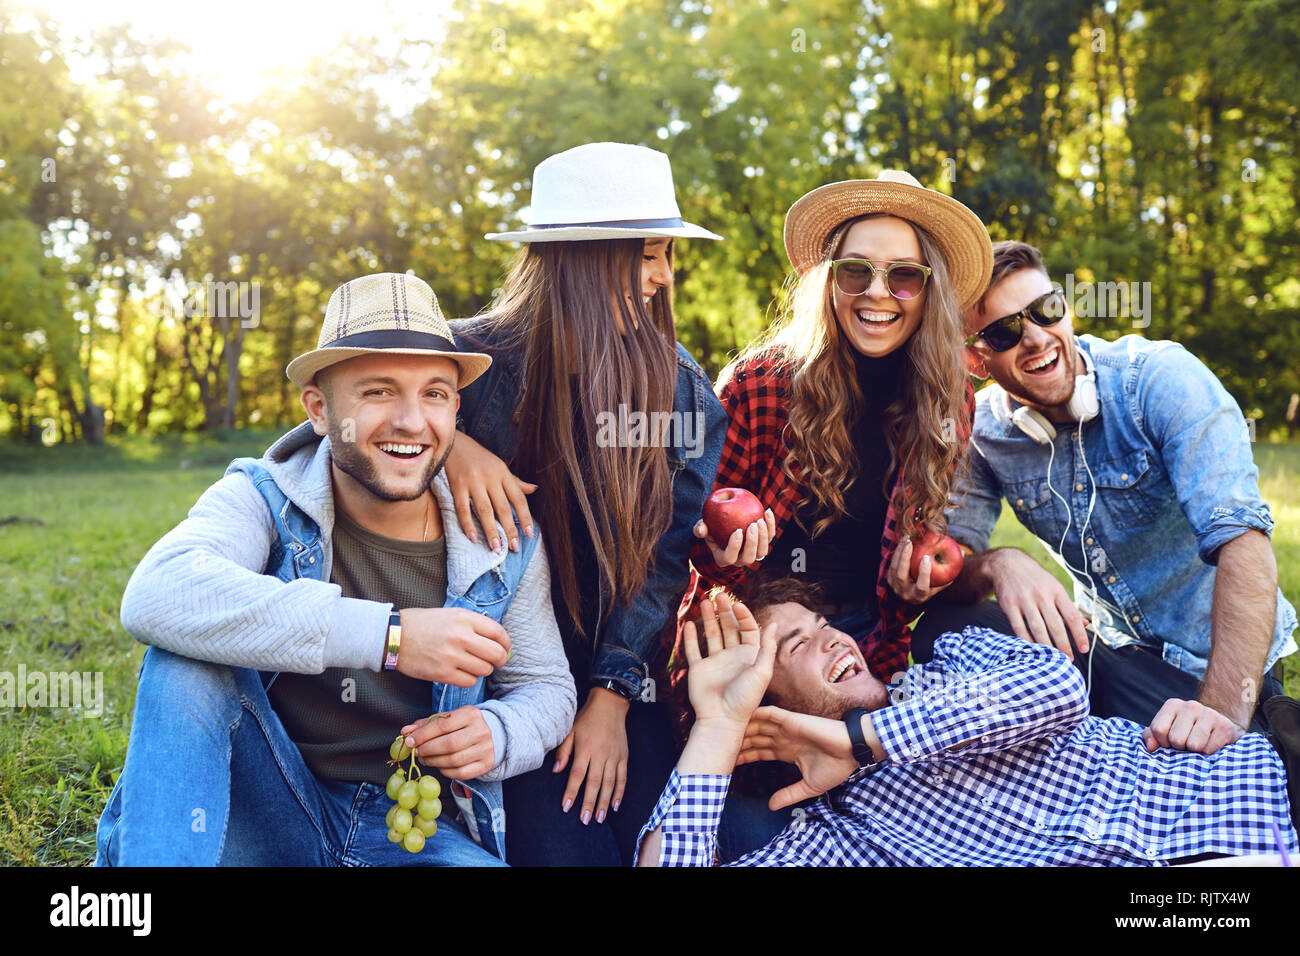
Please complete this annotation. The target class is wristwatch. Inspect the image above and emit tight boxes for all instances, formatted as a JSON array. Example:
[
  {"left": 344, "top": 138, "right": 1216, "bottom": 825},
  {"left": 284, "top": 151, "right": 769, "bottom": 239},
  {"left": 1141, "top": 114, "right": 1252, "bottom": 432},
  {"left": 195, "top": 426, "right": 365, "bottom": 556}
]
[
  {"left": 842, "top": 707, "right": 880, "bottom": 770},
  {"left": 592, "top": 679, "right": 635, "bottom": 702}
]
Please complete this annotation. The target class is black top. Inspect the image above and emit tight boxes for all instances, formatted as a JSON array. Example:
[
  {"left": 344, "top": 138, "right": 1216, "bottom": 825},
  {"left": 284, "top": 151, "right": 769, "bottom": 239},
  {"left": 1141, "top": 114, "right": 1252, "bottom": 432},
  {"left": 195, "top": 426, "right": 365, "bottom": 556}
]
[{"left": 767, "top": 349, "right": 905, "bottom": 609}]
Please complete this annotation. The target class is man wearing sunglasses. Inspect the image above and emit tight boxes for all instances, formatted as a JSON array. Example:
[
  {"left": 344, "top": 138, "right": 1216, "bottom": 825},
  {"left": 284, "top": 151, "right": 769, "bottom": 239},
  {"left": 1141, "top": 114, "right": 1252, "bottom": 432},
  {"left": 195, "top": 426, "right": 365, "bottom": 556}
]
[{"left": 924, "top": 240, "right": 1297, "bottom": 756}]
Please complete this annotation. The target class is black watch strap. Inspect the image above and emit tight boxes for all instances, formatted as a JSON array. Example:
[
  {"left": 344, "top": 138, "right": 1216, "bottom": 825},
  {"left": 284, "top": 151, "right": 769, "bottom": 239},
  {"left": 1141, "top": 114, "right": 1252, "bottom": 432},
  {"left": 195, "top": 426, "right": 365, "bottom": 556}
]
[
  {"left": 843, "top": 707, "right": 879, "bottom": 768},
  {"left": 593, "top": 678, "right": 635, "bottom": 701}
]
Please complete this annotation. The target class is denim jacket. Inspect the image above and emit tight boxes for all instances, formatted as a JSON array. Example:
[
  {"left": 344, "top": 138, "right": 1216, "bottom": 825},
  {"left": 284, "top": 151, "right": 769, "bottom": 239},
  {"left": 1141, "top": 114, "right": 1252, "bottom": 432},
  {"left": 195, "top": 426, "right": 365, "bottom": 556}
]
[
  {"left": 227, "top": 454, "right": 550, "bottom": 860},
  {"left": 450, "top": 316, "right": 727, "bottom": 699},
  {"left": 947, "top": 334, "right": 1297, "bottom": 679}
]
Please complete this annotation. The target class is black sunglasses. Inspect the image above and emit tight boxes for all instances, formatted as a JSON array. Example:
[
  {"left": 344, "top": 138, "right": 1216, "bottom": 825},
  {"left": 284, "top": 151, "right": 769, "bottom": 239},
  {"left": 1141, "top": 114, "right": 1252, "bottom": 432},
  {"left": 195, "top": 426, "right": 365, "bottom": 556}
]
[{"left": 966, "top": 289, "right": 1067, "bottom": 352}]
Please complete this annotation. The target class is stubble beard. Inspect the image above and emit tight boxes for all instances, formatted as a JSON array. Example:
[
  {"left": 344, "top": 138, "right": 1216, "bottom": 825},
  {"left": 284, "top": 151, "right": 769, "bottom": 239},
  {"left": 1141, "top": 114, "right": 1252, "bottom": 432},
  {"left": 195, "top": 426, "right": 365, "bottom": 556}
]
[
  {"left": 327, "top": 418, "right": 453, "bottom": 502},
  {"left": 773, "top": 674, "right": 890, "bottom": 721},
  {"left": 1015, "top": 337, "right": 1079, "bottom": 415}
]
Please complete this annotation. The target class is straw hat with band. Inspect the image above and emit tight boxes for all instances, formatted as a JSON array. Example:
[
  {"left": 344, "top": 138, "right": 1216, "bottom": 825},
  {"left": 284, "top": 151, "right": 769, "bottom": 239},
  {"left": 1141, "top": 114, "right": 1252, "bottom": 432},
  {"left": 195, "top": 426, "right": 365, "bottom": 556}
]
[
  {"left": 783, "top": 170, "right": 993, "bottom": 312},
  {"left": 486, "top": 142, "right": 722, "bottom": 244},
  {"left": 286, "top": 273, "right": 491, "bottom": 388}
]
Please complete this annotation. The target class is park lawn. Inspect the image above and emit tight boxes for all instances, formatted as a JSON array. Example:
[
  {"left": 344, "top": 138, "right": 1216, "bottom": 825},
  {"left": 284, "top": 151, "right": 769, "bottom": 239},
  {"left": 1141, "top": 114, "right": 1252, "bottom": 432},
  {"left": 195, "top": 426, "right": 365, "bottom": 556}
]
[
  {"left": 0, "top": 430, "right": 279, "bottom": 865},
  {"left": 0, "top": 432, "right": 1297, "bottom": 866}
]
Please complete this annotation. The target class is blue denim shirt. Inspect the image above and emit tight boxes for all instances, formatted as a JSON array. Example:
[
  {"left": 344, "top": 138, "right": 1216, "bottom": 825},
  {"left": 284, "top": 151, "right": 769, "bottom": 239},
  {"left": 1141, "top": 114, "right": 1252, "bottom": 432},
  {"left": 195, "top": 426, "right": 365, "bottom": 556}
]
[
  {"left": 450, "top": 316, "right": 726, "bottom": 700},
  {"left": 946, "top": 334, "right": 1297, "bottom": 679}
]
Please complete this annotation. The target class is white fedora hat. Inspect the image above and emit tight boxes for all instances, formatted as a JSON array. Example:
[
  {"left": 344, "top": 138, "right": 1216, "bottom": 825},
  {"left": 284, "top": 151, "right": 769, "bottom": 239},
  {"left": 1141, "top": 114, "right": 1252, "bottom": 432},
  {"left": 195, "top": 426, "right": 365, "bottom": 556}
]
[
  {"left": 486, "top": 142, "right": 723, "bottom": 243},
  {"left": 286, "top": 273, "right": 491, "bottom": 388}
]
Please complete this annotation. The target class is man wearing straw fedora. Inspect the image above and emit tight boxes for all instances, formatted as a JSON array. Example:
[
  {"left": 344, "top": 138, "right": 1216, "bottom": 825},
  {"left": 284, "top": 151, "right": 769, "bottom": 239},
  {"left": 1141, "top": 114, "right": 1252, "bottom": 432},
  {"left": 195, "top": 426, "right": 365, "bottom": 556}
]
[{"left": 96, "top": 273, "right": 575, "bottom": 866}]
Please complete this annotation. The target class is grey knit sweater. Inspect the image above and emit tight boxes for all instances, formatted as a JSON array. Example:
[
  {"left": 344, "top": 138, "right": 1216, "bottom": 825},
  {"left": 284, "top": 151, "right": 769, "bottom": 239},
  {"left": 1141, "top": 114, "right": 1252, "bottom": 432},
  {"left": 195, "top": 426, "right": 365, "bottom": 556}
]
[{"left": 118, "top": 422, "right": 576, "bottom": 782}]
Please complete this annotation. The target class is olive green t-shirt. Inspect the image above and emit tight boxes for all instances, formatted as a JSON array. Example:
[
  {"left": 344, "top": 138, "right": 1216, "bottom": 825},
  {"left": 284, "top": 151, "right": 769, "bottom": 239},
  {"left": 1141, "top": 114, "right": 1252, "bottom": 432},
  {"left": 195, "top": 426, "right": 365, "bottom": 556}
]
[{"left": 268, "top": 505, "right": 449, "bottom": 786}]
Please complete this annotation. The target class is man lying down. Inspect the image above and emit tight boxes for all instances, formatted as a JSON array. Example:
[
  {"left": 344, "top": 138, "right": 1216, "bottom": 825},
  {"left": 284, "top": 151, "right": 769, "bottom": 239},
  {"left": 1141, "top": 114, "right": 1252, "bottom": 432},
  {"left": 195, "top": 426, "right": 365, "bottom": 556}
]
[{"left": 637, "top": 576, "right": 1300, "bottom": 867}]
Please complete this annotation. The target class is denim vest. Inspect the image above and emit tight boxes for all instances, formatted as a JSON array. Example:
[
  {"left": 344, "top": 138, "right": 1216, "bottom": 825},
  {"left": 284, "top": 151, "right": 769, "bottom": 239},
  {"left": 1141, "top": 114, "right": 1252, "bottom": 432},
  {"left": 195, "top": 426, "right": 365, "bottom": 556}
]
[{"left": 229, "top": 457, "right": 541, "bottom": 861}]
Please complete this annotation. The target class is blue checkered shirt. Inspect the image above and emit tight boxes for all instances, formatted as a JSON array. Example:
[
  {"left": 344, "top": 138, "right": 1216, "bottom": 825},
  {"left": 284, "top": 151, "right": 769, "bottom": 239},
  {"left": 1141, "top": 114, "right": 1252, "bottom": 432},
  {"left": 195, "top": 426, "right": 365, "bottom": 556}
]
[{"left": 637, "top": 627, "right": 1298, "bottom": 866}]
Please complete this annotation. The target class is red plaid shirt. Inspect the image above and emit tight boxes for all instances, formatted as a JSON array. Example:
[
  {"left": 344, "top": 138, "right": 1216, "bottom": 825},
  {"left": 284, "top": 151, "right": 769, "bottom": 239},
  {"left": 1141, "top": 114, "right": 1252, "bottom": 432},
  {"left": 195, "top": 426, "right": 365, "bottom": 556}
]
[{"left": 675, "top": 347, "right": 975, "bottom": 686}]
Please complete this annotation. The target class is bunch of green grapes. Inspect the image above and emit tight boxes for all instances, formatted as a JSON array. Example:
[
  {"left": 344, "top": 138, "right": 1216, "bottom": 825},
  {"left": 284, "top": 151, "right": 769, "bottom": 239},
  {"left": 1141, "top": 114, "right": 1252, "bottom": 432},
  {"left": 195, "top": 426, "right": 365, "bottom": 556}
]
[{"left": 385, "top": 733, "right": 442, "bottom": 853}]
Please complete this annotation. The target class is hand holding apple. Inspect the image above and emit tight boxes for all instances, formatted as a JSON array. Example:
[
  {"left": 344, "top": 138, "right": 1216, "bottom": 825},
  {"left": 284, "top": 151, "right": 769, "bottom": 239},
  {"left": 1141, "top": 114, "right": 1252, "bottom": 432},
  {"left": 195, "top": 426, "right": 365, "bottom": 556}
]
[
  {"left": 694, "top": 488, "right": 776, "bottom": 569},
  {"left": 887, "top": 530, "right": 964, "bottom": 604}
]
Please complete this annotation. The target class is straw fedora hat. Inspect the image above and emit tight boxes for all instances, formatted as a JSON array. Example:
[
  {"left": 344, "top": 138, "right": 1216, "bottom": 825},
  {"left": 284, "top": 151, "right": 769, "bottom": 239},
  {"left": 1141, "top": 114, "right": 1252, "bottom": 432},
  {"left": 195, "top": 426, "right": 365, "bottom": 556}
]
[
  {"left": 286, "top": 273, "right": 491, "bottom": 388},
  {"left": 486, "top": 142, "right": 723, "bottom": 243},
  {"left": 783, "top": 170, "right": 993, "bottom": 311}
]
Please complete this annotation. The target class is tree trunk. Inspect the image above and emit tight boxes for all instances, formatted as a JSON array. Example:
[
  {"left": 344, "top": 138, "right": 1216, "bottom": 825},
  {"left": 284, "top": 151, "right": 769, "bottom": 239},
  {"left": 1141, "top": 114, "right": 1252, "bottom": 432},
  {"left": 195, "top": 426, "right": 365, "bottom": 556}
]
[
  {"left": 78, "top": 400, "right": 106, "bottom": 444},
  {"left": 222, "top": 320, "right": 245, "bottom": 430}
]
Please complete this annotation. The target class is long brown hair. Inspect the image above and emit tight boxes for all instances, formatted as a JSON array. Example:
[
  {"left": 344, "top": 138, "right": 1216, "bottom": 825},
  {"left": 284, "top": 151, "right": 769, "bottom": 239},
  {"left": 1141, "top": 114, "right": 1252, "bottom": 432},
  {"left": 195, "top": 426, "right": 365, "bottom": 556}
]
[
  {"left": 485, "top": 239, "right": 677, "bottom": 637},
  {"left": 743, "top": 215, "right": 967, "bottom": 538}
]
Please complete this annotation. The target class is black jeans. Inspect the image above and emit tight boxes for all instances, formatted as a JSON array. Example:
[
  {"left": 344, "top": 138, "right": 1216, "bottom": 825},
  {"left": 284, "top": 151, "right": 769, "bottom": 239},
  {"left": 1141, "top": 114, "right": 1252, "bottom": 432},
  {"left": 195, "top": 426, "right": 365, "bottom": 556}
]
[
  {"left": 911, "top": 599, "right": 1283, "bottom": 732},
  {"left": 501, "top": 700, "right": 679, "bottom": 866}
]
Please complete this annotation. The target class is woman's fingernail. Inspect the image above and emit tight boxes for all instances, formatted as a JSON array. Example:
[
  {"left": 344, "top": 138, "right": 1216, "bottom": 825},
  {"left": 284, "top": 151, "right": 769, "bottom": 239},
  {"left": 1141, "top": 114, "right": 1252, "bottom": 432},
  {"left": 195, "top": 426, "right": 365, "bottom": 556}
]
[
  {"left": 562, "top": 798, "right": 573, "bottom": 812},
  {"left": 581, "top": 810, "right": 592, "bottom": 825},
  {"left": 612, "top": 799, "right": 621, "bottom": 812},
  {"left": 405, "top": 735, "right": 416, "bottom": 747},
  {"left": 468, "top": 531, "right": 478, "bottom": 544},
  {"left": 596, "top": 810, "right": 606, "bottom": 824},
  {"left": 525, "top": 526, "right": 534, "bottom": 538}
]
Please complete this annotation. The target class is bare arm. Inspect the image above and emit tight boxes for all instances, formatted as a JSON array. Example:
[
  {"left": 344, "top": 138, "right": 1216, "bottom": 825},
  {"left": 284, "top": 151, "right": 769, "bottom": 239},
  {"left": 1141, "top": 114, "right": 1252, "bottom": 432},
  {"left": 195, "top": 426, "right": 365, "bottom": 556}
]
[{"left": 1199, "top": 530, "right": 1277, "bottom": 728}]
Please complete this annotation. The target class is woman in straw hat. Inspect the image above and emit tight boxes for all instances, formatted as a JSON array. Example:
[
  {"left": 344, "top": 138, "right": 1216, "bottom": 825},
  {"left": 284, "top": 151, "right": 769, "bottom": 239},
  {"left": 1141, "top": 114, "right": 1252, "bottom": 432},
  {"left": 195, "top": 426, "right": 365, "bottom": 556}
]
[
  {"left": 446, "top": 142, "right": 727, "bottom": 866},
  {"left": 679, "top": 171, "right": 993, "bottom": 855}
]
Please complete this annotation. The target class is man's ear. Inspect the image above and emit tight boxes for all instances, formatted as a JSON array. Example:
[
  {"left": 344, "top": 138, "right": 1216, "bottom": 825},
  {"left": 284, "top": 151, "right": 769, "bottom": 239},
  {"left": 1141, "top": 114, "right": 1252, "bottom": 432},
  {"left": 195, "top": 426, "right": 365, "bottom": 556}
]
[
  {"left": 301, "top": 384, "right": 329, "bottom": 436},
  {"left": 963, "top": 345, "right": 989, "bottom": 380}
]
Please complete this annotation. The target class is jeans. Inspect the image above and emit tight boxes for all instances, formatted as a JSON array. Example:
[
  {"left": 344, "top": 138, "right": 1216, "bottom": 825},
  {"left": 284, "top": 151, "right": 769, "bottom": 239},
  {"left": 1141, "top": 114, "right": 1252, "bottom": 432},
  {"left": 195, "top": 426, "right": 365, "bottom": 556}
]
[
  {"left": 911, "top": 599, "right": 1283, "bottom": 732},
  {"left": 96, "top": 647, "right": 505, "bottom": 867},
  {"left": 716, "top": 795, "right": 794, "bottom": 863},
  {"left": 502, "top": 700, "right": 680, "bottom": 866}
]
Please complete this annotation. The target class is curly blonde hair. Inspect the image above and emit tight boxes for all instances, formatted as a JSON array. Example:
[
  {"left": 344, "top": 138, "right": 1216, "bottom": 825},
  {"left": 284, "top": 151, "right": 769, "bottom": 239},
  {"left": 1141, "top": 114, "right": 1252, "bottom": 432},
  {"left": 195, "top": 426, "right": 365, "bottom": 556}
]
[{"left": 743, "top": 214, "right": 968, "bottom": 538}]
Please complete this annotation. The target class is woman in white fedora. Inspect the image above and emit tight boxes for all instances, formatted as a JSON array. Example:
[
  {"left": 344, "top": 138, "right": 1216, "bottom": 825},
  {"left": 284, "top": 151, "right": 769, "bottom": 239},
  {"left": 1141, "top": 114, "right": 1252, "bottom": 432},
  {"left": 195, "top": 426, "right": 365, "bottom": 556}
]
[
  {"left": 446, "top": 142, "right": 729, "bottom": 866},
  {"left": 677, "top": 171, "right": 994, "bottom": 857}
]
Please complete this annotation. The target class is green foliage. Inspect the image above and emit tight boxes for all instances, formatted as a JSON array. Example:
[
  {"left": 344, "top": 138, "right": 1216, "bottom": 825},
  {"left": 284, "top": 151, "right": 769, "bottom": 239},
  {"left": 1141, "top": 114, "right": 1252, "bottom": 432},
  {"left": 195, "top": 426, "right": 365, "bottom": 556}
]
[{"left": 0, "top": 0, "right": 1297, "bottom": 436}]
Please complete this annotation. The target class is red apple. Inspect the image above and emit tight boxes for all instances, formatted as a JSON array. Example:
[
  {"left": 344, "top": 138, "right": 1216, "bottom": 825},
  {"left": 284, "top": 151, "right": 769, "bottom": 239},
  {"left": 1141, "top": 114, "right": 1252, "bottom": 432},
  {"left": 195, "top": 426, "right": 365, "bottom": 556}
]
[
  {"left": 908, "top": 530, "right": 965, "bottom": 587},
  {"left": 702, "top": 487, "right": 766, "bottom": 544}
]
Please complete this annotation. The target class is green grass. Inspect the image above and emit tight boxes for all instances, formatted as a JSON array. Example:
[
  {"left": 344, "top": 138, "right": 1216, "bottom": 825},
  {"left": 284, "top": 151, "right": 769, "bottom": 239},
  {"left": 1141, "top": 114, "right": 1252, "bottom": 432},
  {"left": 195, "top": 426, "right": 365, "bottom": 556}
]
[
  {"left": 1, "top": 431, "right": 1297, "bottom": 865},
  {"left": 0, "top": 429, "right": 281, "bottom": 865}
]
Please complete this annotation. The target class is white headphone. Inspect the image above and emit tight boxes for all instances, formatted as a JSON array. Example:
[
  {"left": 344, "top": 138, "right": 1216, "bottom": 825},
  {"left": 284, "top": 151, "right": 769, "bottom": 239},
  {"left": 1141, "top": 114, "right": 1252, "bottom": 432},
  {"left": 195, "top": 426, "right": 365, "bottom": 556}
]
[
  {"left": 1007, "top": 343, "right": 1099, "bottom": 444},
  {"left": 1000, "top": 340, "right": 1139, "bottom": 692}
]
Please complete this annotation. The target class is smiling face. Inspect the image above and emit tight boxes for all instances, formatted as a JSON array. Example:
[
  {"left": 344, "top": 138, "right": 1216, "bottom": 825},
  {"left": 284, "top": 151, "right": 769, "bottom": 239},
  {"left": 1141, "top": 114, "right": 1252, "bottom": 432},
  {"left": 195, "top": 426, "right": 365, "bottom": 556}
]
[
  {"left": 302, "top": 352, "right": 460, "bottom": 503},
  {"left": 759, "top": 601, "right": 889, "bottom": 719},
  {"left": 964, "top": 266, "right": 1082, "bottom": 421},
  {"left": 613, "top": 237, "right": 674, "bottom": 334},
  {"left": 830, "top": 216, "right": 927, "bottom": 359}
]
